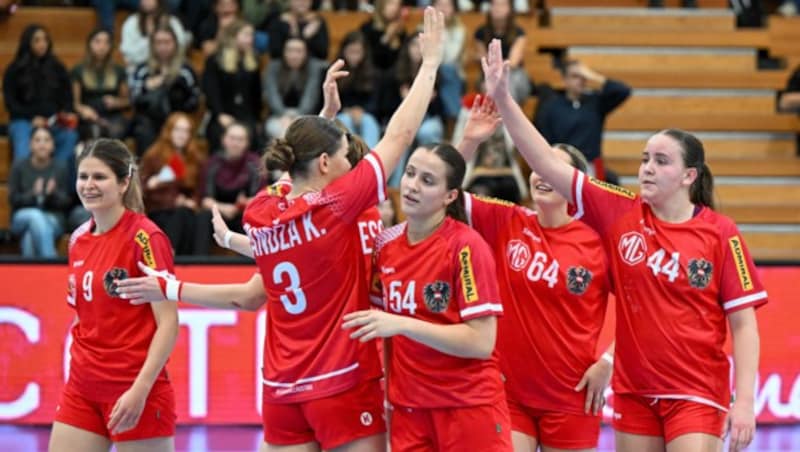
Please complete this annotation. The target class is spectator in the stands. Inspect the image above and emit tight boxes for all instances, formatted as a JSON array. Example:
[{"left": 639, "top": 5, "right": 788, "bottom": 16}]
[
  {"left": 263, "top": 37, "right": 325, "bottom": 138},
  {"left": 120, "top": 0, "right": 189, "bottom": 71},
  {"left": 140, "top": 112, "right": 207, "bottom": 255},
  {"left": 130, "top": 24, "right": 200, "bottom": 154},
  {"left": 92, "top": 0, "right": 181, "bottom": 34},
  {"left": 195, "top": 0, "right": 242, "bottom": 57},
  {"left": 534, "top": 60, "right": 631, "bottom": 184},
  {"left": 269, "top": 0, "right": 329, "bottom": 60},
  {"left": 8, "top": 127, "right": 72, "bottom": 258},
  {"left": 3, "top": 24, "right": 79, "bottom": 164},
  {"left": 473, "top": 0, "right": 530, "bottom": 105},
  {"left": 197, "top": 122, "right": 263, "bottom": 250},
  {"left": 72, "top": 28, "right": 130, "bottom": 142},
  {"left": 335, "top": 31, "right": 382, "bottom": 149},
  {"left": 778, "top": 0, "right": 800, "bottom": 15},
  {"left": 359, "top": 0, "right": 408, "bottom": 72},
  {"left": 202, "top": 19, "right": 263, "bottom": 152},
  {"left": 778, "top": 64, "right": 800, "bottom": 155}
]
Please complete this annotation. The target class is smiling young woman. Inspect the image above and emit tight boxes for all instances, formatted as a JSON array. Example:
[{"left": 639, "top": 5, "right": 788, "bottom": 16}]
[
  {"left": 481, "top": 39, "right": 766, "bottom": 452},
  {"left": 49, "top": 139, "right": 178, "bottom": 452}
]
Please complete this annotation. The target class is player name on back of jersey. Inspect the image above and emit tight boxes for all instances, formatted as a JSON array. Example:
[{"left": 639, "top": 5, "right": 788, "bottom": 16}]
[{"left": 247, "top": 212, "right": 327, "bottom": 257}]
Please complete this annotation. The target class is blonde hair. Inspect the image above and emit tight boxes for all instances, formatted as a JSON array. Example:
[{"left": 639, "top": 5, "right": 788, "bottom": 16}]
[{"left": 217, "top": 19, "right": 258, "bottom": 73}]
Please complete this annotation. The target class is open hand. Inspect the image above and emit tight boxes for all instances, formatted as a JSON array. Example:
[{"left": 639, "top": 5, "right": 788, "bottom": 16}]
[
  {"left": 480, "top": 39, "right": 511, "bottom": 101},
  {"left": 419, "top": 7, "right": 445, "bottom": 69},
  {"left": 463, "top": 95, "right": 502, "bottom": 144}
]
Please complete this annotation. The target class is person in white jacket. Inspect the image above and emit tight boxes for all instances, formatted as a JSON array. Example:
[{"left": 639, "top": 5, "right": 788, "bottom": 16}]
[{"left": 120, "top": 0, "right": 189, "bottom": 71}]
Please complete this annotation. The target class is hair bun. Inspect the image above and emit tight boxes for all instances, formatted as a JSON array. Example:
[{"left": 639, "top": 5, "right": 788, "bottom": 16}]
[{"left": 265, "top": 138, "right": 296, "bottom": 172}]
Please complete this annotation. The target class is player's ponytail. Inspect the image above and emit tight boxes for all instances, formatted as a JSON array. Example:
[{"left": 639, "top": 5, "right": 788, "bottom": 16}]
[
  {"left": 661, "top": 128, "right": 715, "bottom": 210},
  {"left": 78, "top": 139, "right": 145, "bottom": 213},
  {"left": 124, "top": 162, "right": 145, "bottom": 213},
  {"left": 429, "top": 143, "right": 469, "bottom": 224}
]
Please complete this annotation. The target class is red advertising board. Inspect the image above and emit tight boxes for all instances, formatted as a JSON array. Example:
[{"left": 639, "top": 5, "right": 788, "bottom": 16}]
[{"left": 0, "top": 264, "right": 798, "bottom": 424}]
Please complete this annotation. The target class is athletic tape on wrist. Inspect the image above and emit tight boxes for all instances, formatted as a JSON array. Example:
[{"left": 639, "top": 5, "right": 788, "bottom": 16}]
[{"left": 223, "top": 230, "right": 234, "bottom": 249}]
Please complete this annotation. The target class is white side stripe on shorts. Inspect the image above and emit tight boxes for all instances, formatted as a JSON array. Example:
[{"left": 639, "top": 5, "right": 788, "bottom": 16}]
[{"left": 648, "top": 394, "right": 729, "bottom": 412}]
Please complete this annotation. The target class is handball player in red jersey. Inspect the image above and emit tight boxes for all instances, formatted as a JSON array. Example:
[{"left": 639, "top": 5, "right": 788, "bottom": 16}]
[
  {"left": 343, "top": 143, "right": 512, "bottom": 452},
  {"left": 482, "top": 39, "right": 766, "bottom": 452},
  {"left": 456, "top": 95, "right": 613, "bottom": 452},
  {"left": 117, "top": 8, "right": 447, "bottom": 451},
  {"left": 49, "top": 139, "right": 179, "bottom": 452}
]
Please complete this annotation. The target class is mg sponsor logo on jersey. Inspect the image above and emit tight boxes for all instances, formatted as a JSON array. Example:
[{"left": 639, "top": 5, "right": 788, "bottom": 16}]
[
  {"left": 618, "top": 232, "right": 647, "bottom": 266},
  {"left": 506, "top": 239, "right": 532, "bottom": 272}
]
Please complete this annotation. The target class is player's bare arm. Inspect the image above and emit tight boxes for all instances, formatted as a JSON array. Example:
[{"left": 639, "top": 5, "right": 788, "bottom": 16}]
[
  {"left": 117, "top": 263, "right": 267, "bottom": 311},
  {"left": 108, "top": 300, "right": 178, "bottom": 435},
  {"left": 343, "top": 310, "right": 496, "bottom": 360}
]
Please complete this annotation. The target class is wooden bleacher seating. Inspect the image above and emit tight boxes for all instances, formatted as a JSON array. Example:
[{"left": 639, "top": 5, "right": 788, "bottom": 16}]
[
  {"left": 0, "top": 137, "right": 8, "bottom": 183},
  {"left": 549, "top": 10, "right": 735, "bottom": 32},
  {"left": 0, "top": 6, "right": 798, "bottom": 259},
  {"left": 546, "top": 0, "right": 728, "bottom": 7}
]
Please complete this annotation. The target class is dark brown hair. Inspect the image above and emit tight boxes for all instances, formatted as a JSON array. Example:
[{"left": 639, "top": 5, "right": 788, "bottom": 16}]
[
  {"left": 483, "top": 0, "right": 519, "bottom": 47},
  {"left": 263, "top": 116, "right": 345, "bottom": 176},
  {"left": 661, "top": 128, "right": 714, "bottom": 209},
  {"left": 332, "top": 118, "right": 369, "bottom": 167},
  {"left": 421, "top": 143, "right": 468, "bottom": 224},
  {"left": 78, "top": 139, "right": 144, "bottom": 213}
]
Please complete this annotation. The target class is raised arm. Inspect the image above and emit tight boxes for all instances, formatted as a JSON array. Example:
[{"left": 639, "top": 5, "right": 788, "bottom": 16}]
[
  {"left": 482, "top": 39, "right": 575, "bottom": 201},
  {"left": 373, "top": 6, "right": 445, "bottom": 174}
]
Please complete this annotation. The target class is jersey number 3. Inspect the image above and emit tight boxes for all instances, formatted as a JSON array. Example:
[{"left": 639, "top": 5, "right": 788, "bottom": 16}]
[{"left": 273, "top": 262, "right": 307, "bottom": 314}]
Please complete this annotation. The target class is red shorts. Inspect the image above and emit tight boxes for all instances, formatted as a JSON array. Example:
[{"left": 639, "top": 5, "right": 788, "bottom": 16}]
[
  {"left": 613, "top": 393, "right": 727, "bottom": 443},
  {"left": 262, "top": 378, "right": 386, "bottom": 449},
  {"left": 390, "top": 402, "right": 512, "bottom": 452},
  {"left": 54, "top": 383, "right": 176, "bottom": 442},
  {"left": 507, "top": 398, "right": 600, "bottom": 450}
]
